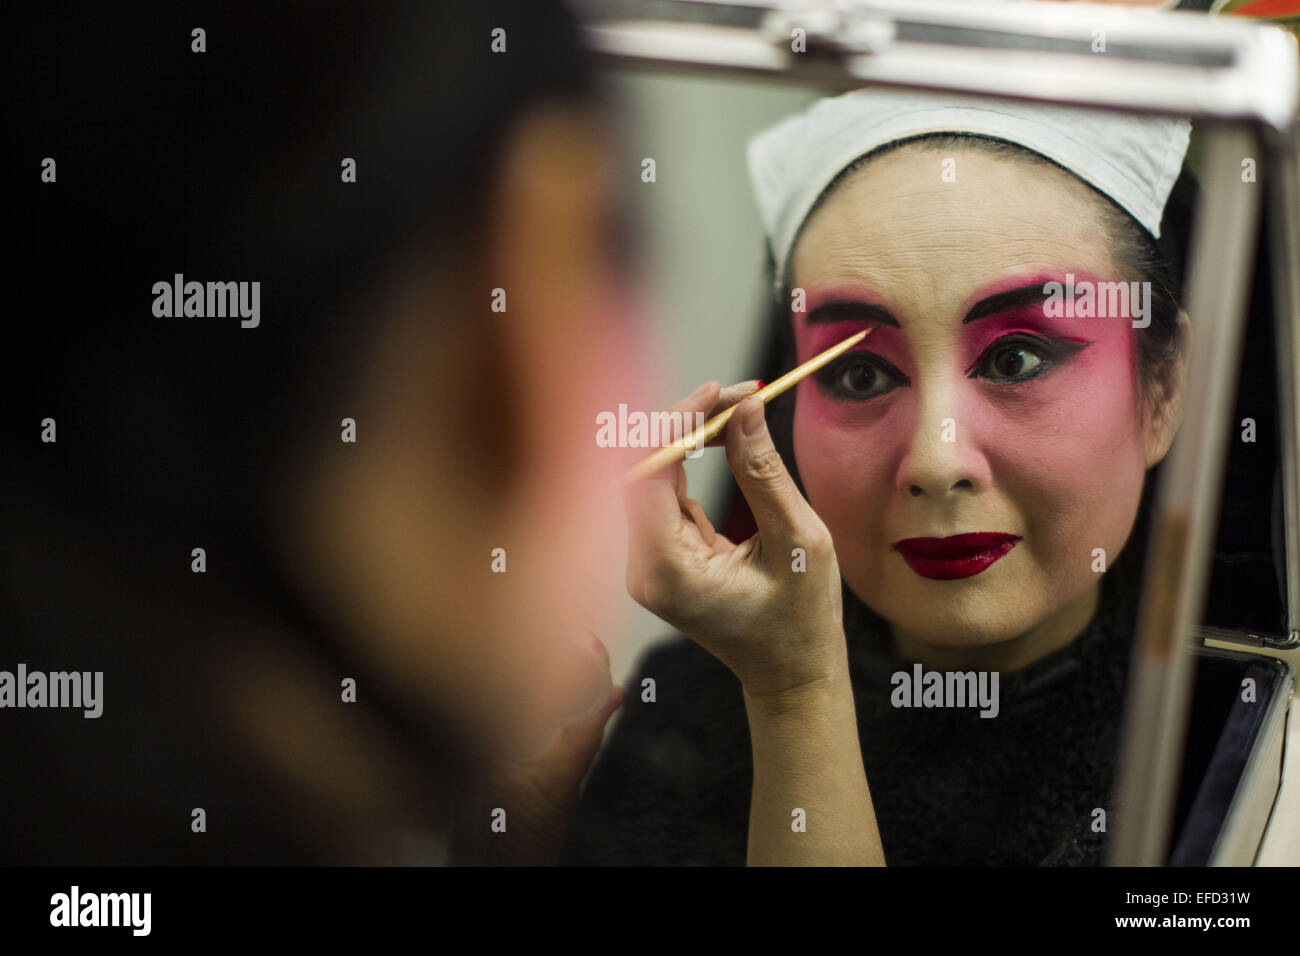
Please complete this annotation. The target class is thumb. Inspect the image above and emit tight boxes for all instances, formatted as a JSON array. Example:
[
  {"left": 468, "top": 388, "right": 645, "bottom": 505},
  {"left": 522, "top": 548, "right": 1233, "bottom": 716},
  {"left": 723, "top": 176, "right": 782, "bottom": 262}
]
[
  {"left": 547, "top": 683, "right": 624, "bottom": 781},
  {"left": 724, "top": 395, "right": 813, "bottom": 549}
]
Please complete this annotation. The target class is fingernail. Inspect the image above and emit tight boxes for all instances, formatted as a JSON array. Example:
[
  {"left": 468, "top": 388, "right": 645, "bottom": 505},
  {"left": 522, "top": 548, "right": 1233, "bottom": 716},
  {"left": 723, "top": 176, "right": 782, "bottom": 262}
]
[
  {"left": 755, "top": 380, "right": 766, "bottom": 391},
  {"left": 742, "top": 397, "right": 767, "bottom": 436}
]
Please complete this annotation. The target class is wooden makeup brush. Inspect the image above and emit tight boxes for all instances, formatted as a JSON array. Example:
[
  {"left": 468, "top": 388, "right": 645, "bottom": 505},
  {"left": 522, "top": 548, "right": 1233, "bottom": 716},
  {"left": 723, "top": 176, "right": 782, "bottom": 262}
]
[{"left": 616, "top": 325, "right": 878, "bottom": 489}]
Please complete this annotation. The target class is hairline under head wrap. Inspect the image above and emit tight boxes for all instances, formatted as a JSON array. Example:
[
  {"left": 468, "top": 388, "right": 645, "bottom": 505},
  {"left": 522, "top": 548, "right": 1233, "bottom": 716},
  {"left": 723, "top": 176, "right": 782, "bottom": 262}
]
[{"left": 746, "top": 89, "right": 1192, "bottom": 294}]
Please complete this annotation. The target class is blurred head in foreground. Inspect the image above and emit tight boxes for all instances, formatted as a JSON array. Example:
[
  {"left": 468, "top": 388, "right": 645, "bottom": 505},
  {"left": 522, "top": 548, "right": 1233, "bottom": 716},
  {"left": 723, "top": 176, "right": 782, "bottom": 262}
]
[{"left": 4, "top": 1, "right": 640, "bottom": 861}]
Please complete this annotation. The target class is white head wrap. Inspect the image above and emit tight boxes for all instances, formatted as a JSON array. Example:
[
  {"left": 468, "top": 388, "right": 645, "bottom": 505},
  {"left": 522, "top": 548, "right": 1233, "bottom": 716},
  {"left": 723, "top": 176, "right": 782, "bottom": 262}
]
[{"left": 746, "top": 88, "right": 1192, "bottom": 292}]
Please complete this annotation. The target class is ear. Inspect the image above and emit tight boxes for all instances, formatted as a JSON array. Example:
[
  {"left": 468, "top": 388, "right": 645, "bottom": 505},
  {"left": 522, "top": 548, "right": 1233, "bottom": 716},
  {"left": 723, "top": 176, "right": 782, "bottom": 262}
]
[{"left": 1143, "top": 309, "right": 1191, "bottom": 468}]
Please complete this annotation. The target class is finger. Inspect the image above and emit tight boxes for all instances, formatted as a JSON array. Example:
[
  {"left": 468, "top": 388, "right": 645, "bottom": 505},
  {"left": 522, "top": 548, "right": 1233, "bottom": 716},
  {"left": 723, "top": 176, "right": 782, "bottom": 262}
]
[
  {"left": 672, "top": 461, "right": 688, "bottom": 501},
  {"left": 661, "top": 380, "right": 721, "bottom": 447},
  {"left": 667, "top": 379, "right": 721, "bottom": 417},
  {"left": 548, "top": 683, "right": 625, "bottom": 778},
  {"left": 679, "top": 496, "right": 718, "bottom": 550},
  {"left": 548, "top": 639, "right": 625, "bottom": 772},
  {"left": 703, "top": 380, "right": 764, "bottom": 447},
  {"left": 622, "top": 469, "right": 699, "bottom": 611},
  {"left": 632, "top": 382, "right": 720, "bottom": 485},
  {"left": 505, "top": 635, "right": 617, "bottom": 766},
  {"left": 544, "top": 636, "right": 616, "bottom": 728},
  {"left": 622, "top": 471, "right": 684, "bottom": 565},
  {"left": 724, "top": 395, "right": 821, "bottom": 550},
  {"left": 512, "top": 680, "right": 623, "bottom": 784}
]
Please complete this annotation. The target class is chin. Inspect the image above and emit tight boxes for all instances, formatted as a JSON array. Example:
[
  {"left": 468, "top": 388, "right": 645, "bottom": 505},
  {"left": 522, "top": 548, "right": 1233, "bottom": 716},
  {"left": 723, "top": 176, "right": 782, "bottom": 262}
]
[
  {"left": 892, "top": 617, "right": 1029, "bottom": 648},
  {"left": 856, "top": 573, "right": 1048, "bottom": 648},
  {"left": 891, "top": 612, "right": 1033, "bottom": 648}
]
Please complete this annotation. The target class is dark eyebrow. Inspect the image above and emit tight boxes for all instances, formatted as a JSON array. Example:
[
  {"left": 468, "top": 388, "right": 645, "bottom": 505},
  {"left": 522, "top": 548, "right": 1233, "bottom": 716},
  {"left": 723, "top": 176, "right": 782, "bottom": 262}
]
[
  {"left": 963, "top": 283, "right": 1050, "bottom": 323},
  {"left": 804, "top": 301, "right": 899, "bottom": 327},
  {"left": 804, "top": 283, "right": 1050, "bottom": 328}
]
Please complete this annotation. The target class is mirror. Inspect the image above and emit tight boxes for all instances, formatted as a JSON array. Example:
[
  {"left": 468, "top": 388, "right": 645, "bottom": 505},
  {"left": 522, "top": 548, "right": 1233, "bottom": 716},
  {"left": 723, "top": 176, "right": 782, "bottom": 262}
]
[{"left": 565, "top": 1, "right": 1296, "bottom": 868}]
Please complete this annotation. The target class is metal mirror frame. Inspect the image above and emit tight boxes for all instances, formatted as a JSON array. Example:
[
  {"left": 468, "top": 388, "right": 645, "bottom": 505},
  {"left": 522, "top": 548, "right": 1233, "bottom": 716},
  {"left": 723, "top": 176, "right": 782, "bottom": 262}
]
[{"left": 578, "top": 0, "right": 1300, "bottom": 866}]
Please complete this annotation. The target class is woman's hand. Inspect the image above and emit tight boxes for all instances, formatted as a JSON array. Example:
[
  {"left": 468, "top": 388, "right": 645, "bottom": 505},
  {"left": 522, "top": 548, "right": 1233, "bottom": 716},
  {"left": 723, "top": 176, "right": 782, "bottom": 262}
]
[
  {"left": 622, "top": 383, "right": 884, "bottom": 866},
  {"left": 622, "top": 382, "right": 847, "bottom": 700}
]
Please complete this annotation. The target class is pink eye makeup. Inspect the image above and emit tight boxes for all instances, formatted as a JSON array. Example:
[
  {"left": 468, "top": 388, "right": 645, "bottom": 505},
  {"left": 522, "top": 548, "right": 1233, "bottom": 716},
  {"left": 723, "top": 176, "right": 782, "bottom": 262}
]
[
  {"left": 811, "top": 330, "right": 1089, "bottom": 400},
  {"left": 965, "top": 332, "right": 1091, "bottom": 384},
  {"left": 796, "top": 279, "right": 1100, "bottom": 402}
]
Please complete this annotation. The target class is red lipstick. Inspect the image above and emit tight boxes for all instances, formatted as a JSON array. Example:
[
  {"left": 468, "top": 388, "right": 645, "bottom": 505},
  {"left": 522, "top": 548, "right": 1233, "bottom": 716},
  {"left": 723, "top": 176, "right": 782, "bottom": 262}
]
[{"left": 893, "top": 533, "right": 1021, "bottom": 580}]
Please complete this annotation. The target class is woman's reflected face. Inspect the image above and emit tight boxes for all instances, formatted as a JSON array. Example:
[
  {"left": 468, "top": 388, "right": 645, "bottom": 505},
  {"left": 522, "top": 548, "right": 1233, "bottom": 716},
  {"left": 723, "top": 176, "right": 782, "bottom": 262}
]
[{"left": 789, "top": 142, "right": 1169, "bottom": 648}]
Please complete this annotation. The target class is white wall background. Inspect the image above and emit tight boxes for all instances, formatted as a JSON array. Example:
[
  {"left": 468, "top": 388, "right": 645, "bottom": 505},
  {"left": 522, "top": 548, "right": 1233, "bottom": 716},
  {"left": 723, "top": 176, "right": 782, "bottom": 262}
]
[{"left": 593, "top": 68, "right": 820, "bottom": 701}]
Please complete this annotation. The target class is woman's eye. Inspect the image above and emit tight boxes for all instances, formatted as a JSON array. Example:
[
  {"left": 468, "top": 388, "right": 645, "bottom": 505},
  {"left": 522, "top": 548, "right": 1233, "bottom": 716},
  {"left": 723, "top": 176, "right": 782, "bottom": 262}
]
[
  {"left": 971, "top": 335, "right": 1077, "bottom": 383},
  {"left": 982, "top": 343, "right": 1043, "bottom": 380},
  {"left": 818, "top": 353, "right": 905, "bottom": 399},
  {"left": 838, "top": 361, "right": 879, "bottom": 393}
]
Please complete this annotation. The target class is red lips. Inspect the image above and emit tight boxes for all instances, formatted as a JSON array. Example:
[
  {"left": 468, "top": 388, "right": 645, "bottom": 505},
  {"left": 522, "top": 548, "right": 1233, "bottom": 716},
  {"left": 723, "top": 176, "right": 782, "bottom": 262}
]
[{"left": 892, "top": 532, "right": 1021, "bottom": 580}]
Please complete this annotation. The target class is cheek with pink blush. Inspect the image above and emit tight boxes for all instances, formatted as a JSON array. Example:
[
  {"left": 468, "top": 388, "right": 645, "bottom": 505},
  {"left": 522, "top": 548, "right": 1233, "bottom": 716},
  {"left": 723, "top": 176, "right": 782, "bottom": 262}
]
[{"left": 952, "top": 327, "right": 1144, "bottom": 498}]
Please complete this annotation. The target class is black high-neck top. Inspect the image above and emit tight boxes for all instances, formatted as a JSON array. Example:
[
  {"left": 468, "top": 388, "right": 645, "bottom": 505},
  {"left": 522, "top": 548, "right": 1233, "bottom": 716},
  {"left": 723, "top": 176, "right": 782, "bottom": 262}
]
[{"left": 562, "top": 565, "right": 1139, "bottom": 866}]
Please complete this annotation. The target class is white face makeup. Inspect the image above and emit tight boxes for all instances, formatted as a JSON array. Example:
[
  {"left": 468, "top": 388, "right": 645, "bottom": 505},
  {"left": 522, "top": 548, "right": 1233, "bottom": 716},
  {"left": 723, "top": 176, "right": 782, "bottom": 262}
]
[{"left": 788, "top": 143, "right": 1180, "bottom": 664}]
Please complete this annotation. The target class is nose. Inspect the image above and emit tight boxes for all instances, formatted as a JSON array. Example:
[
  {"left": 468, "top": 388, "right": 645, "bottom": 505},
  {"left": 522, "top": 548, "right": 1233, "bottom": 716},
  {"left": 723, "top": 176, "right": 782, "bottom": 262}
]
[{"left": 895, "top": 389, "right": 990, "bottom": 499}]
